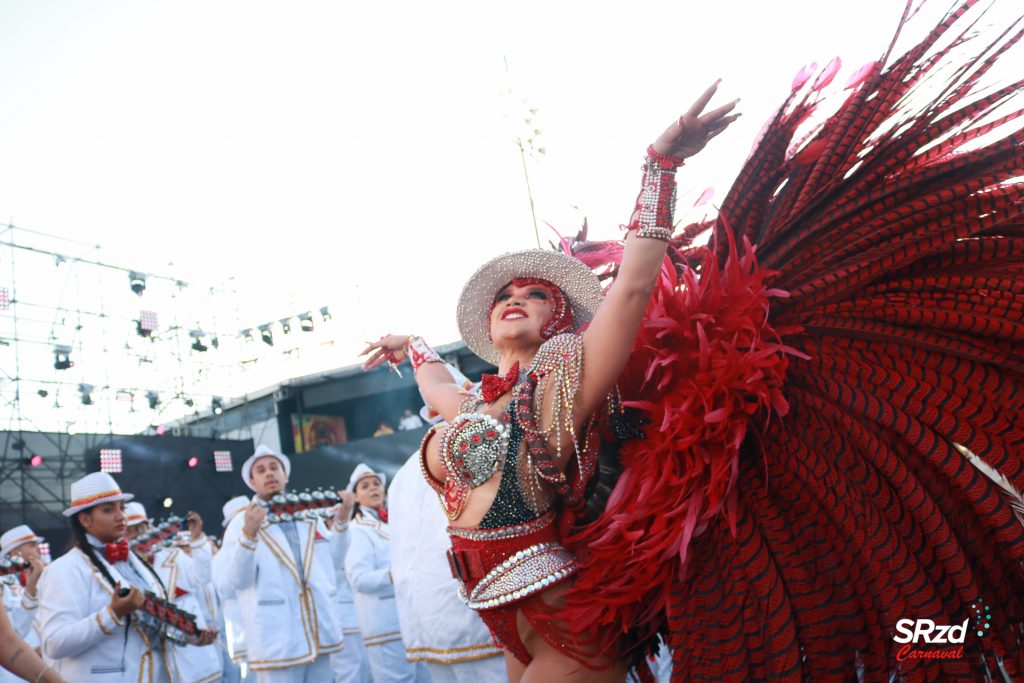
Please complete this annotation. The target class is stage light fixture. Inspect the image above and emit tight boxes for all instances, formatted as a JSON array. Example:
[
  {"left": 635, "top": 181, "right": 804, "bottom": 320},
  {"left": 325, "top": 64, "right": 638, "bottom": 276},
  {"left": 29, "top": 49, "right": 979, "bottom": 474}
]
[
  {"left": 213, "top": 450, "right": 233, "bottom": 472},
  {"left": 298, "top": 312, "right": 314, "bottom": 332},
  {"left": 210, "top": 336, "right": 220, "bottom": 349},
  {"left": 162, "top": 497, "right": 173, "bottom": 508},
  {"left": 241, "top": 328, "right": 254, "bottom": 342},
  {"left": 211, "top": 397, "right": 224, "bottom": 415},
  {"left": 184, "top": 397, "right": 195, "bottom": 408},
  {"left": 37, "top": 389, "right": 48, "bottom": 398},
  {"left": 319, "top": 306, "right": 331, "bottom": 322},
  {"left": 78, "top": 384, "right": 94, "bottom": 406},
  {"left": 189, "top": 329, "right": 208, "bottom": 352},
  {"left": 128, "top": 271, "right": 147, "bottom": 296},
  {"left": 145, "top": 390, "right": 160, "bottom": 410},
  {"left": 0, "top": 287, "right": 9, "bottom": 311},
  {"left": 187, "top": 456, "right": 199, "bottom": 469},
  {"left": 259, "top": 324, "right": 273, "bottom": 346},
  {"left": 53, "top": 346, "right": 73, "bottom": 370},
  {"left": 26, "top": 454, "right": 43, "bottom": 467},
  {"left": 137, "top": 310, "right": 158, "bottom": 338},
  {"left": 100, "top": 448, "right": 123, "bottom": 473},
  {"left": 279, "top": 317, "right": 292, "bottom": 334}
]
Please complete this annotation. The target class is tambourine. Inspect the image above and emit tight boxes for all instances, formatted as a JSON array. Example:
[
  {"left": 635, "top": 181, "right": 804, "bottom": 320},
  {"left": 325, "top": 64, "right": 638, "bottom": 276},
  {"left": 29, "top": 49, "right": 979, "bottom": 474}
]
[
  {"left": 119, "top": 585, "right": 202, "bottom": 645},
  {"left": 258, "top": 489, "right": 340, "bottom": 524},
  {"left": 130, "top": 515, "right": 184, "bottom": 559},
  {"left": 0, "top": 556, "right": 29, "bottom": 585}
]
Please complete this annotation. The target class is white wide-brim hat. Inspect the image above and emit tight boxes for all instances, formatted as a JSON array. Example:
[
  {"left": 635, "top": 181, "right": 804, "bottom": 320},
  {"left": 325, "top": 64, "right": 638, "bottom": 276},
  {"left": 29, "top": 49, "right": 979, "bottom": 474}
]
[
  {"left": 348, "top": 463, "right": 386, "bottom": 492},
  {"left": 456, "top": 249, "right": 603, "bottom": 364},
  {"left": 63, "top": 472, "right": 134, "bottom": 517},
  {"left": 222, "top": 495, "right": 251, "bottom": 527},
  {"left": 1, "top": 525, "right": 44, "bottom": 557},
  {"left": 241, "top": 444, "right": 291, "bottom": 492},
  {"left": 125, "top": 502, "right": 151, "bottom": 527}
]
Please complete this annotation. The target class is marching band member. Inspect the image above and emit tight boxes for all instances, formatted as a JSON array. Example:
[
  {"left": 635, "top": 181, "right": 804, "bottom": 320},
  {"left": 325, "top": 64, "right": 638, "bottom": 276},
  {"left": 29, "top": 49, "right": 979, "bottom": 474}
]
[
  {"left": 345, "top": 464, "right": 426, "bottom": 682},
  {"left": 1, "top": 525, "right": 49, "bottom": 683},
  {"left": 223, "top": 445, "right": 343, "bottom": 682},
  {"left": 389, "top": 456, "right": 505, "bottom": 683},
  {"left": 124, "top": 503, "right": 222, "bottom": 683},
  {"left": 213, "top": 496, "right": 251, "bottom": 681},
  {"left": 37, "top": 472, "right": 216, "bottom": 682},
  {"left": 324, "top": 491, "right": 368, "bottom": 683}
]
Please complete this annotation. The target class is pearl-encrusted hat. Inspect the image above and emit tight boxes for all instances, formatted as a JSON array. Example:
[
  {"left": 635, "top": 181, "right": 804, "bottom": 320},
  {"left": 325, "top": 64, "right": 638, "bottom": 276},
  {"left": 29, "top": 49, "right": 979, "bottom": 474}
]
[
  {"left": 456, "top": 249, "right": 604, "bottom": 364},
  {"left": 63, "top": 472, "right": 134, "bottom": 517}
]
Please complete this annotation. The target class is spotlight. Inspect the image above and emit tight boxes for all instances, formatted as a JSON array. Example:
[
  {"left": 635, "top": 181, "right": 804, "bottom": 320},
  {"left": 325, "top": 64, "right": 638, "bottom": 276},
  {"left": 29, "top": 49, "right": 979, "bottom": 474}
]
[
  {"left": 26, "top": 454, "right": 43, "bottom": 467},
  {"left": 128, "top": 271, "right": 147, "bottom": 296},
  {"left": 145, "top": 390, "right": 160, "bottom": 410},
  {"left": 210, "top": 336, "right": 220, "bottom": 349},
  {"left": 241, "top": 329, "right": 254, "bottom": 342},
  {"left": 137, "top": 310, "right": 158, "bottom": 338},
  {"left": 213, "top": 450, "right": 233, "bottom": 472},
  {"left": 184, "top": 397, "right": 195, "bottom": 408},
  {"left": 78, "top": 384, "right": 94, "bottom": 406},
  {"left": 319, "top": 306, "right": 331, "bottom": 322},
  {"left": 54, "top": 346, "right": 73, "bottom": 370},
  {"left": 37, "top": 389, "right": 48, "bottom": 398},
  {"left": 259, "top": 324, "right": 273, "bottom": 346},
  {"left": 187, "top": 456, "right": 199, "bottom": 469},
  {"left": 0, "top": 288, "right": 9, "bottom": 311},
  {"left": 298, "top": 312, "right": 314, "bottom": 332},
  {"left": 189, "top": 329, "right": 208, "bottom": 353},
  {"left": 279, "top": 317, "right": 292, "bottom": 334},
  {"left": 162, "top": 497, "right": 173, "bottom": 508},
  {"left": 211, "top": 397, "right": 224, "bottom": 415},
  {"left": 100, "top": 449, "right": 123, "bottom": 473}
]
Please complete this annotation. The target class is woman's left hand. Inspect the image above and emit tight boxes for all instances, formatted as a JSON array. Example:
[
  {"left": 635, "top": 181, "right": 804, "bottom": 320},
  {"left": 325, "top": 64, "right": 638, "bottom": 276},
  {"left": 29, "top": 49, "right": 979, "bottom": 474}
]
[{"left": 652, "top": 80, "right": 741, "bottom": 160}]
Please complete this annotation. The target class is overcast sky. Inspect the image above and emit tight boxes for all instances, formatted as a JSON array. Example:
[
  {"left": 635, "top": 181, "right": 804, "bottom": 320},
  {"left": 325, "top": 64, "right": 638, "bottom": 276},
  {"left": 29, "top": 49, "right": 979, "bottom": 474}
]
[{"left": 2, "top": 0, "right": 1002, "bottom": 433}]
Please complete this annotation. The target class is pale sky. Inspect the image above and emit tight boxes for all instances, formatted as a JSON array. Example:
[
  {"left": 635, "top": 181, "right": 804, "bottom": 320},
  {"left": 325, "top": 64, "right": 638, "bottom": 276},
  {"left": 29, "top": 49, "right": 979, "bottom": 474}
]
[{"left": 0, "top": 0, "right": 999, "bottom": 434}]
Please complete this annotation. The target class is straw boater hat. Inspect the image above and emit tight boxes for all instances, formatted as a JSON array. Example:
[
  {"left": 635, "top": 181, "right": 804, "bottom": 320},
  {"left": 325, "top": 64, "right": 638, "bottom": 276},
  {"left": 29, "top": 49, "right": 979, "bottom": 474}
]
[
  {"left": 240, "top": 444, "right": 291, "bottom": 492},
  {"left": 124, "top": 502, "right": 152, "bottom": 527},
  {"left": 63, "top": 472, "right": 134, "bottom": 517},
  {"left": 1, "top": 525, "right": 44, "bottom": 557},
  {"left": 348, "top": 463, "right": 386, "bottom": 492},
  {"left": 456, "top": 249, "right": 604, "bottom": 364},
  {"left": 221, "top": 495, "right": 251, "bottom": 528}
]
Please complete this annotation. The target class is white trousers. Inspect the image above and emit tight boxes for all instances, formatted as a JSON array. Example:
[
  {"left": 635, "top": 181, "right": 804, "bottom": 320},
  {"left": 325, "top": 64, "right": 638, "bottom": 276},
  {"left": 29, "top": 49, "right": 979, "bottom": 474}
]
[
  {"left": 331, "top": 631, "right": 370, "bottom": 683},
  {"left": 364, "top": 639, "right": 425, "bottom": 683},
  {"left": 254, "top": 654, "right": 332, "bottom": 683},
  {"left": 423, "top": 655, "right": 505, "bottom": 683}
]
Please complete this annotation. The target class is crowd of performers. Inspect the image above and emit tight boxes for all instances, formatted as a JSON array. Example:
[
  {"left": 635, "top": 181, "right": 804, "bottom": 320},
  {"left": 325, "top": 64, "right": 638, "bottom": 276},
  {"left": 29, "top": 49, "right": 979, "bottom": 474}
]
[{"left": 4, "top": 2, "right": 1024, "bottom": 681}]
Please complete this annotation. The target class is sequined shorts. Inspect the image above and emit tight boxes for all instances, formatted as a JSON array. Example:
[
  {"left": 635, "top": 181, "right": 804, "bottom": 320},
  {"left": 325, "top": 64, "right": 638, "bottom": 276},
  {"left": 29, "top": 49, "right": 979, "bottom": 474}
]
[{"left": 446, "top": 511, "right": 578, "bottom": 663}]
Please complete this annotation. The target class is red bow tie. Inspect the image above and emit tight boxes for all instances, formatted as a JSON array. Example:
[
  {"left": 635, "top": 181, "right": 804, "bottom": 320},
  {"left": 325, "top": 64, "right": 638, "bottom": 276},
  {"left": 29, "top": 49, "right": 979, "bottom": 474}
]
[
  {"left": 105, "top": 540, "right": 130, "bottom": 564},
  {"left": 377, "top": 507, "right": 389, "bottom": 524},
  {"left": 480, "top": 362, "right": 520, "bottom": 404}
]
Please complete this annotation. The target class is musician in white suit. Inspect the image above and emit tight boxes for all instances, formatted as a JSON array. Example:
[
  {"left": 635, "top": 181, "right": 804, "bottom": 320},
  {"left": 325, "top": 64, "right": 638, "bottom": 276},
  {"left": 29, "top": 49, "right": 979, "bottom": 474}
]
[
  {"left": 37, "top": 472, "right": 217, "bottom": 682},
  {"left": 324, "top": 495, "right": 369, "bottom": 683},
  {"left": 345, "top": 463, "right": 427, "bottom": 683},
  {"left": 125, "top": 503, "right": 222, "bottom": 683},
  {"left": 0, "top": 525, "right": 49, "bottom": 683},
  {"left": 213, "top": 495, "right": 251, "bottom": 681},
  {"left": 223, "top": 445, "right": 343, "bottom": 683}
]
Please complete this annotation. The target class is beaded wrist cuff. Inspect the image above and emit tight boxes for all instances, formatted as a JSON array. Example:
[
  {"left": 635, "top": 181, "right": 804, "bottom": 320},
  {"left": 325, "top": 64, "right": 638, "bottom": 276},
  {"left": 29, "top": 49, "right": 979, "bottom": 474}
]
[
  {"left": 406, "top": 336, "right": 443, "bottom": 371},
  {"left": 625, "top": 149, "right": 679, "bottom": 242}
]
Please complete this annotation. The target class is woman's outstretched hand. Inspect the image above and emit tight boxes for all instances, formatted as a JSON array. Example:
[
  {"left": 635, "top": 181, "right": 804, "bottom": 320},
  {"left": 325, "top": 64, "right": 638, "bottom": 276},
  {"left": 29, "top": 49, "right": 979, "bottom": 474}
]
[
  {"left": 652, "top": 80, "right": 741, "bottom": 160},
  {"left": 360, "top": 334, "right": 410, "bottom": 371}
]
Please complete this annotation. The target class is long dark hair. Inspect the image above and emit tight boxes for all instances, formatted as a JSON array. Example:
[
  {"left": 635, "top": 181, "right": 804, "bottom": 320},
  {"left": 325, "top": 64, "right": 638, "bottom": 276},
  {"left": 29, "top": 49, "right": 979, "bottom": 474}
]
[{"left": 67, "top": 512, "right": 166, "bottom": 594}]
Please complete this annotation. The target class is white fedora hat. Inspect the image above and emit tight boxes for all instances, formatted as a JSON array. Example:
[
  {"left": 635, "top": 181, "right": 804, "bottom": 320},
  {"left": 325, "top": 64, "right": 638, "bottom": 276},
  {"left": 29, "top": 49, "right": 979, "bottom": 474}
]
[
  {"left": 222, "top": 495, "right": 251, "bottom": 527},
  {"left": 1, "top": 525, "right": 44, "bottom": 557},
  {"left": 125, "top": 502, "right": 151, "bottom": 527},
  {"left": 63, "top": 472, "right": 134, "bottom": 517},
  {"left": 348, "top": 463, "right": 386, "bottom": 492},
  {"left": 241, "top": 444, "right": 291, "bottom": 492}
]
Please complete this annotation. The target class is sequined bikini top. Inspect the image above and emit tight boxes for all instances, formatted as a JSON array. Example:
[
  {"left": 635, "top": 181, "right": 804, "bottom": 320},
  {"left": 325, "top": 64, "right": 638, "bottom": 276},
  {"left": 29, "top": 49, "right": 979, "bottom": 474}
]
[{"left": 419, "top": 333, "right": 593, "bottom": 528}]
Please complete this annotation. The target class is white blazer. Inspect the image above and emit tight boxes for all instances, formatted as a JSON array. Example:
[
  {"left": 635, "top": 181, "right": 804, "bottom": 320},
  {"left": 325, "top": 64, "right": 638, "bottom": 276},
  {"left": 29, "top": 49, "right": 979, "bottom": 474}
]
[
  {"left": 37, "top": 547, "right": 166, "bottom": 682},
  {"left": 152, "top": 546, "right": 222, "bottom": 683},
  {"left": 389, "top": 455, "right": 504, "bottom": 668},
  {"left": 328, "top": 524, "right": 360, "bottom": 633},
  {"left": 345, "top": 510, "right": 402, "bottom": 647},
  {"left": 211, "top": 544, "right": 246, "bottom": 662},
  {"left": 223, "top": 499, "right": 343, "bottom": 672}
]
